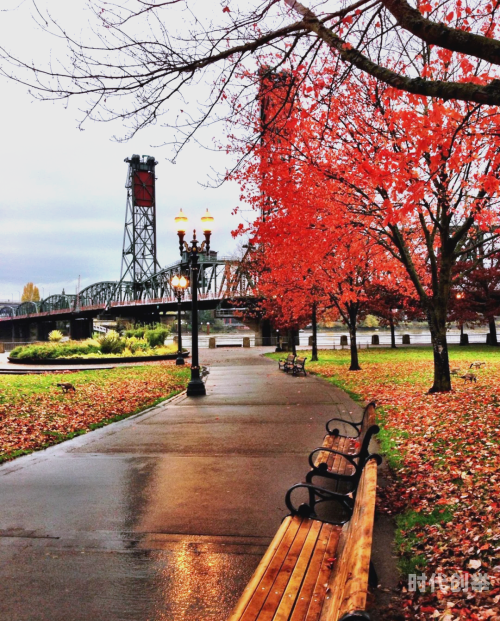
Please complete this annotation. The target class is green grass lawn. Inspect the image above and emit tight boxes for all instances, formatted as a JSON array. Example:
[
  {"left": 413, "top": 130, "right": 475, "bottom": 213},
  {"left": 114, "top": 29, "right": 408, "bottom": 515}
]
[{"left": 0, "top": 363, "right": 189, "bottom": 463}]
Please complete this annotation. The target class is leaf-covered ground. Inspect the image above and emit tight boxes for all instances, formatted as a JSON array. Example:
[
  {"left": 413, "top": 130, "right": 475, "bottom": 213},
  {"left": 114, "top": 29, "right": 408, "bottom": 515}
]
[
  {"left": 270, "top": 346, "right": 500, "bottom": 620},
  {"left": 0, "top": 363, "right": 189, "bottom": 463}
]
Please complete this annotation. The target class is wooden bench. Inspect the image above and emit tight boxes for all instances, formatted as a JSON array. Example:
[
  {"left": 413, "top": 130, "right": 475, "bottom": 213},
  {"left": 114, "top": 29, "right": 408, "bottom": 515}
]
[
  {"left": 227, "top": 458, "right": 379, "bottom": 621},
  {"left": 292, "top": 357, "right": 307, "bottom": 376},
  {"left": 279, "top": 354, "right": 296, "bottom": 372},
  {"left": 306, "top": 403, "right": 379, "bottom": 493}
]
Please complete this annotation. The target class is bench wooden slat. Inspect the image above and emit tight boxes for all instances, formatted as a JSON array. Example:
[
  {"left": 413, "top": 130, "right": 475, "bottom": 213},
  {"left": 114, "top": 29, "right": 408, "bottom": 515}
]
[
  {"left": 359, "top": 404, "right": 376, "bottom": 439},
  {"left": 288, "top": 523, "right": 335, "bottom": 621},
  {"left": 324, "top": 436, "right": 346, "bottom": 469},
  {"left": 317, "top": 437, "right": 355, "bottom": 478},
  {"left": 228, "top": 516, "right": 301, "bottom": 621},
  {"left": 257, "top": 519, "right": 315, "bottom": 619},
  {"left": 272, "top": 520, "right": 324, "bottom": 621},
  {"left": 319, "top": 459, "right": 378, "bottom": 621},
  {"left": 301, "top": 526, "right": 342, "bottom": 621},
  {"left": 338, "top": 459, "right": 377, "bottom": 617}
]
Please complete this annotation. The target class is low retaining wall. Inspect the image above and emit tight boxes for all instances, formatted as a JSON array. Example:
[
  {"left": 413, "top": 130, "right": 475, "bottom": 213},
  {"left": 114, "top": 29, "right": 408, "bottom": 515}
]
[{"left": 7, "top": 352, "right": 190, "bottom": 365}]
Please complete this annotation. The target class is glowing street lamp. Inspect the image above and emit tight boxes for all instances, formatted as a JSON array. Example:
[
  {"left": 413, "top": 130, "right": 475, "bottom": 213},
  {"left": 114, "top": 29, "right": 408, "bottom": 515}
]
[
  {"left": 174, "top": 208, "right": 214, "bottom": 396},
  {"left": 171, "top": 273, "right": 189, "bottom": 365}
]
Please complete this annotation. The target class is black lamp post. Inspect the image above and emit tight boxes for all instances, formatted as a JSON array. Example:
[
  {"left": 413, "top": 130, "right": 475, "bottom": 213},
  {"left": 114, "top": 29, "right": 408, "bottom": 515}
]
[
  {"left": 175, "top": 208, "right": 214, "bottom": 396},
  {"left": 171, "top": 273, "right": 188, "bottom": 365}
]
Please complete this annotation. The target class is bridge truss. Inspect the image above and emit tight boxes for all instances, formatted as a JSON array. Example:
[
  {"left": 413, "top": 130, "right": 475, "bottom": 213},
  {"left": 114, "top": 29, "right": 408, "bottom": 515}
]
[
  {"left": 0, "top": 253, "right": 254, "bottom": 322},
  {"left": 0, "top": 154, "right": 255, "bottom": 325}
]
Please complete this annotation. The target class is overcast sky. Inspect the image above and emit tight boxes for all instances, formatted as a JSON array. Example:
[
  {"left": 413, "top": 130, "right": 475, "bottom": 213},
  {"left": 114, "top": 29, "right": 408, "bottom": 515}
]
[{"left": 0, "top": 1, "right": 248, "bottom": 302}]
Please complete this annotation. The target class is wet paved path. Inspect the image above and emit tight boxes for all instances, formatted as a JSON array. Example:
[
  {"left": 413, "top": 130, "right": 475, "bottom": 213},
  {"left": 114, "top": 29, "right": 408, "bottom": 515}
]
[{"left": 0, "top": 348, "right": 361, "bottom": 621}]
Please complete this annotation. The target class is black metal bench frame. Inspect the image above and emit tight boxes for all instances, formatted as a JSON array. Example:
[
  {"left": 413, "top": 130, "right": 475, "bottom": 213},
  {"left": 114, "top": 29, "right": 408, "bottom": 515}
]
[
  {"left": 286, "top": 454, "right": 382, "bottom": 525},
  {"left": 306, "top": 402, "right": 380, "bottom": 492},
  {"left": 292, "top": 356, "right": 307, "bottom": 376},
  {"left": 278, "top": 353, "right": 296, "bottom": 372}
]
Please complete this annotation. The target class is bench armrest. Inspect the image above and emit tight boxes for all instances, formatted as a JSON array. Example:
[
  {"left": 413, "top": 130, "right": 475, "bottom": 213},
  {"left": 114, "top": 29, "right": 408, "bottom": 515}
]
[
  {"left": 308, "top": 447, "right": 358, "bottom": 472},
  {"left": 326, "top": 418, "right": 361, "bottom": 437},
  {"left": 285, "top": 483, "right": 354, "bottom": 525}
]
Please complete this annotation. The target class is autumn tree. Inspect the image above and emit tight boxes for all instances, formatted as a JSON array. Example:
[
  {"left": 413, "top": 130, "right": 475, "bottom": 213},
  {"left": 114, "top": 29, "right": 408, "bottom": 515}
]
[
  {"left": 230, "top": 41, "right": 500, "bottom": 391},
  {"left": 365, "top": 281, "right": 422, "bottom": 348},
  {"left": 21, "top": 282, "right": 40, "bottom": 302},
  {"left": 2, "top": 0, "right": 500, "bottom": 155},
  {"left": 235, "top": 90, "right": 398, "bottom": 372},
  {"left": 452, "top": 235, "right": 500, "bottom": 344}
]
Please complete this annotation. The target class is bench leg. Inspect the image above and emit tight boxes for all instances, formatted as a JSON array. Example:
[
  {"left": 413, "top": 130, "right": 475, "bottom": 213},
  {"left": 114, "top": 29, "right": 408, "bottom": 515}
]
[
  {"left": 339, "top": 613, "right": 371, "bottom": 621},
  {"left": 369, "top": 560, "right": 378, "bottom": 588}
]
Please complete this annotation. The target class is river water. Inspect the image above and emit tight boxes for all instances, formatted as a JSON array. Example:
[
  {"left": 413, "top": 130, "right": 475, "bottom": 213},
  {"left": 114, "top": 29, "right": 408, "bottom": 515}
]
[{"left": 171, "top": 327, "right": 493, "bottom": 348}]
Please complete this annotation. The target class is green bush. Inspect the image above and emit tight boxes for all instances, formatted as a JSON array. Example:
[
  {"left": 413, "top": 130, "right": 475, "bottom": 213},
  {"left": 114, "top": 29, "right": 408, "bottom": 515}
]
[
  {"left": 97, "top": 330, "right": 125, "bottom": 354},
  {"left": 145, "top": 327, "right": 169, "bottom": 348},
  {"left": 9, "top": 341, "right": 101, "bottom": 360},
  {"left": 9, "top": 326, "right": 173, "bottom": 360},
  {"left": 48, "top": 330, "right": 64, "bottom": 342},
  {"left": 124, "top": 327, "right": 146, "bottom": 338},
  {"left": 124, "top": 336, "right": 149, "bottom": 354}
]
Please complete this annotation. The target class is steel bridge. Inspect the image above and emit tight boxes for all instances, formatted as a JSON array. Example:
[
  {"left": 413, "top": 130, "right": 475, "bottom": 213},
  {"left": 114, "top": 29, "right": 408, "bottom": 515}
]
[
  {"left": 0, "top": 154, "right": 257, "bottom": 341},
  {"left": 0, "top": 252, "right": 253, "bottom": 326}
]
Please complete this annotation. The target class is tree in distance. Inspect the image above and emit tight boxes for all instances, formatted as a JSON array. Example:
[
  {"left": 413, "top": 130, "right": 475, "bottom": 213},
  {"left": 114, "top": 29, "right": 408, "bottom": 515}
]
[{"left": 21, "top": 282, "right": 40, "bottom": 303}]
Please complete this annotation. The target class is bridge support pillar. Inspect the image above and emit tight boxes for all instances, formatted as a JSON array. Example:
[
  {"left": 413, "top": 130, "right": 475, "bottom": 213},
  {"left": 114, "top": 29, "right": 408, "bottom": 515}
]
[
  {"left": 70, "top": 318, "right": 93, "bottom": 340},
  {"left": 37, "top": 321, "right": 57, "bottom": 342},
  {"left": 12, "top": 323, "right": 31, "bottom": 342},
  {"left": 0, "top": 321, "right": 14, "bottom": 342},
  {"left": 241, "top": 317, "right": 273, "bottom": 346}
]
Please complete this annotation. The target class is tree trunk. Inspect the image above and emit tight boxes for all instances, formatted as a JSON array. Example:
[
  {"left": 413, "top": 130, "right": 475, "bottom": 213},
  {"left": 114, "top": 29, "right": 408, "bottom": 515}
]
[
  {"left": 311, "top": 301, "right": 318, "bottom": 361},
  {"left": 348, "top": 305, "right": 361, "bottom": 371},
  {"left": 489, "top": 317, "right": 498, "bottom": 346},
  {"left": 389, "top": 317, "right": 396, "bottom": 349},
  {"left": 428, "top": 309, "right": 451, "bottom": 393}
]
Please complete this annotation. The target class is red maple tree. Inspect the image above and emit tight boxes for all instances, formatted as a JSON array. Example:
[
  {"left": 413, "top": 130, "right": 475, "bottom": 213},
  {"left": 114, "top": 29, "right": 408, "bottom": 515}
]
[{"left": 232, "top": 52, "right": 500, "bottom": 391}]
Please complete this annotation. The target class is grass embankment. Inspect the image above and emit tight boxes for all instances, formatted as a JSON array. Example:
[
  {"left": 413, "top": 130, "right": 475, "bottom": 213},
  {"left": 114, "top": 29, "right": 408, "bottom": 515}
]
[
  {"left": 0, "top": 363, "right": 189, "bottom": 463},
  {"left": 268, "top": 347, "right": 500, "bottom": 620}
]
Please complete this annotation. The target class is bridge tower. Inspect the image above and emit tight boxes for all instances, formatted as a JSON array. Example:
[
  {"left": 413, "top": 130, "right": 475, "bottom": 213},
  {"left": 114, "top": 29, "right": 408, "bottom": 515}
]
[
  {"left": 121, "top": 155, "right": 160, "bottom": 283},
  {"left": 258, "top": 69, "right": 294, "bottom": 222}
]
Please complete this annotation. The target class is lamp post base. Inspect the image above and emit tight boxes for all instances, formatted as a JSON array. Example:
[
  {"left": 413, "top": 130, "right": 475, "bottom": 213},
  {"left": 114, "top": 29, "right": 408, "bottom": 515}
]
[
  {"left": 186, "top": 377, "right": 206, "bottom": 396},
  {"left": 176, "top": 356, "right": 185, "bottom": 365}
]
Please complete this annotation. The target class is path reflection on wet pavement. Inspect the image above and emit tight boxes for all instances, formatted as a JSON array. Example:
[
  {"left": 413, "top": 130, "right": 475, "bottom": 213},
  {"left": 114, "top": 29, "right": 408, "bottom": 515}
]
[{"left": 0, "top": 348, "right": 360, "bottom": 621}]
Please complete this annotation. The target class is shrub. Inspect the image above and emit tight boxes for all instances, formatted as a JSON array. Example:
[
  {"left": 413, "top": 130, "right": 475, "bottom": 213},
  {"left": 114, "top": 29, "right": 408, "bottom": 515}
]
[
  {"left": 145, "top": 327, "right": 169, "bottom": 348},
  {"left": 124, "top": 326, "right": 146, "bottom": 338},
  {"left": 48, "top": 330, "right": 64, "bottom": 342},
  {"left": 124, "top": 336, "right": 149, "bottom": 354},
  {"left": 125, "top": 323, "right": 170, "bottom": 343},
  {"left": 362, "top": 315, "right": 380, "bottom": 328},
  {"left": 9, "top": 327, "right": 173, "bottom": 360},
  {"left": 9, "top": 341, "right": 101, "bottom": 360},
  {"left": 97, "top": 330, "right": 125, "bottom": 354}
]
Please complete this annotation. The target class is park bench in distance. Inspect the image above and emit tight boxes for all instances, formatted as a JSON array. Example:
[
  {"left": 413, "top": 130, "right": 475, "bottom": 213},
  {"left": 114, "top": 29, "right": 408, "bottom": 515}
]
[
  {"left": 292, "top": 357, "right": 307, "bottom": 376},
  {"left": 279, "top": 354, "right": 296, "bottom": 372},
  {"left": 307, "top": 403, "right": 379, "bottom": 493},
  {"left": 227, "top": 457, "right": 379, "bottom": 621}
]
